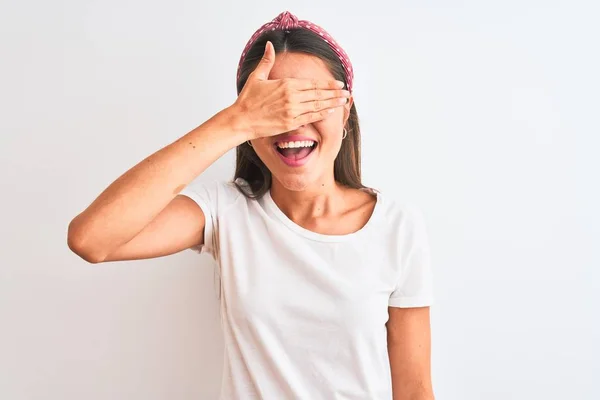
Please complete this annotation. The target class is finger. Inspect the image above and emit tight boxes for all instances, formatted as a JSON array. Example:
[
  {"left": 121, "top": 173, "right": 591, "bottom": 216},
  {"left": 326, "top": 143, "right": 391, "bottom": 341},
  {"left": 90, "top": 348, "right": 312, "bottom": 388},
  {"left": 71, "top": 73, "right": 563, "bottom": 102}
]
[
  {"left": 298, "top": 97, "right": 348, "bottom": 114},
  {"left": 293, "top": 106, "right": 341, "bottom": 126},
  {"left": 293, "top": 78, "right": 346, "bottom": 91},
  {"left": 250, "top": 41, "right": 276, "bottom": 81},
  {"left": 295, "top": 88, "right": 351, "bottom": 103}
]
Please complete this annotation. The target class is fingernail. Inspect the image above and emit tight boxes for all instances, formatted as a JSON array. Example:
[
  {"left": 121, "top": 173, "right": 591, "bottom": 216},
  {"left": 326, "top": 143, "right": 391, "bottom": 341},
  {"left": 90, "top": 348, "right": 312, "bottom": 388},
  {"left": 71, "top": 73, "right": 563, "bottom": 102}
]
[{"left": 336, "top": 80, "right": 345, "bottom": 88}]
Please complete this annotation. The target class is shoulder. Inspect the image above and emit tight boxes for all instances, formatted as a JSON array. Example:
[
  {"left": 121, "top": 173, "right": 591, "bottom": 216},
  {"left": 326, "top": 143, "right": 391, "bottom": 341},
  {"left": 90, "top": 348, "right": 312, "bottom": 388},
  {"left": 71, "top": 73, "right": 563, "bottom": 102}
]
[
  {"left": 372, "top": 190, "right": 428, "bottom": 236},
  {"left": 183, "top": 178, "right": 240, "bottom": 197},
  {"left": 179, "top": 179, "right": 246, "bottom": 215}
]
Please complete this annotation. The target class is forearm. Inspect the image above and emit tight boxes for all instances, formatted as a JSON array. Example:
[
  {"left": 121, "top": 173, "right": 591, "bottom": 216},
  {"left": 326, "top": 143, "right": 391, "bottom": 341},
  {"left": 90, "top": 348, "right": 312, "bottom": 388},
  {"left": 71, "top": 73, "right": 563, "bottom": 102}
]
[
  {"left": 68, "top": 105, "right": 249, "bottom": 261},
  {"left": 395, "top": 390, "right": 435, "bottom": 400}
]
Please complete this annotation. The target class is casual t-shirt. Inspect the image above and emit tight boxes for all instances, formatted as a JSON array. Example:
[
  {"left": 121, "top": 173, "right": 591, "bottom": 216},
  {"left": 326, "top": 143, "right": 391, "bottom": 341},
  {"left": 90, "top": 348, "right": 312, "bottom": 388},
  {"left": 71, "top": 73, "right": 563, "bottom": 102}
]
[{"left": 179, "top": 178, "right": 434, "bottom": 400}]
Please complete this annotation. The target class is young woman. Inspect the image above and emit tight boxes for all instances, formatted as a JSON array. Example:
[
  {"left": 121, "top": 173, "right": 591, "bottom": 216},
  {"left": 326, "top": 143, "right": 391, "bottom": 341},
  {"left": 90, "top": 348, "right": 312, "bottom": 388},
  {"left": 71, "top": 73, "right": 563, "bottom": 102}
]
[{"left": 68, "top": 11, "right": 435, "bottom": 400}]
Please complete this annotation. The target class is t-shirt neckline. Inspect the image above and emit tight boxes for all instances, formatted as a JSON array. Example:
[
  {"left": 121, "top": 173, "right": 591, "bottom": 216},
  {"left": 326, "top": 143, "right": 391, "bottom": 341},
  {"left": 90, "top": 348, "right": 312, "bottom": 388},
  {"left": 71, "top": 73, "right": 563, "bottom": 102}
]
[{"left": 263, "top": 188, "right": 381, "bottom": 242}]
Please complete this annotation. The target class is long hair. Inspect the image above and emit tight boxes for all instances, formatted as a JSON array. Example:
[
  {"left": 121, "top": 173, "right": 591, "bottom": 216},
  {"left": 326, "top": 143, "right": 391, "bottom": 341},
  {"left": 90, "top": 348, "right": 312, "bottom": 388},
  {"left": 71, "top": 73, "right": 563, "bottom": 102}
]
[{"left": 234, "top": 28, "right": 364, "bottom": 198}]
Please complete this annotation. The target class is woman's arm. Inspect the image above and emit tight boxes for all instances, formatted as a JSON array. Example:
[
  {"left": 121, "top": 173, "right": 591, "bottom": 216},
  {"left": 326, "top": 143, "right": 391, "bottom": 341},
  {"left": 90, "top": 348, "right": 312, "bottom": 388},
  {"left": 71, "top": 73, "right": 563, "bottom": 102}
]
[
  {"left": 67, "top": 105, "right": 249, "bottom": 263},
  {"left": 67, "top": 42, "right": 350, "bottom": 264},
  {"left": 387, "top": 306, "right": 435, "bottom": 400}
]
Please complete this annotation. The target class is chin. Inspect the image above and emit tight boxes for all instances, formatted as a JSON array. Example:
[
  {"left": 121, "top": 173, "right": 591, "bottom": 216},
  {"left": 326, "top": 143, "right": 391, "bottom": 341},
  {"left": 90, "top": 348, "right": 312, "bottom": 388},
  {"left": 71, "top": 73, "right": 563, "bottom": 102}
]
[{"left": 274, "top": 172, "right": 313, "bottom": 192}]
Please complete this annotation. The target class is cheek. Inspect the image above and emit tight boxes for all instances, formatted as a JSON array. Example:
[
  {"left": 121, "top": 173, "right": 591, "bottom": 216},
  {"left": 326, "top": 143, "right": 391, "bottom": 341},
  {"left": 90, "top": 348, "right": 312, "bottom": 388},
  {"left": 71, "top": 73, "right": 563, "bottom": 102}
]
[
  {"left": 248, "top": 141, "right": 276, "bottom": 169},
  {"left": 314, "top": 111, "right": 343, "bottom": 132},
  {"left": 252, "top": 138, "right": 274, "bottom": 156},
  {"left": 313, "top": 120, "right": 343, "bottom": 154}
]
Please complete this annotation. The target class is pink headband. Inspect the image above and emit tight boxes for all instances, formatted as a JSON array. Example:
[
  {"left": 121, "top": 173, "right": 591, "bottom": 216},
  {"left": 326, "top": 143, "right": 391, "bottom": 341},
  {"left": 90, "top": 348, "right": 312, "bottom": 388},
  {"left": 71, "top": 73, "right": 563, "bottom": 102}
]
[{"left": 236, "top": 11, "right": 354, "bottom": 92}]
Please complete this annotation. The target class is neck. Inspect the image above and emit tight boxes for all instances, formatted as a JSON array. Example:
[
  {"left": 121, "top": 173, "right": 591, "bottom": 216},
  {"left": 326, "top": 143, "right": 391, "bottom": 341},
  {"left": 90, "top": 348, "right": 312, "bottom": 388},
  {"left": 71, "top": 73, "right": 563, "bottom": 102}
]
[{"left": 269, "top": 176, "right": 346, "bottom": 220}]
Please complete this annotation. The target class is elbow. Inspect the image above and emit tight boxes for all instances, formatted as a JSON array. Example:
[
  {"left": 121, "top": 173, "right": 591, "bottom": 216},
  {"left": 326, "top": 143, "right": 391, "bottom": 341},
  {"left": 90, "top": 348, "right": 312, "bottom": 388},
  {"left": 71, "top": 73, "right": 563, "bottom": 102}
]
[
  {"left": 406, "top": 388, "right": 435, "bottom": 400},
  {"left": 394, "top": 391, "right": 434, "bottom": 400},
  {"left": 412, "top": 394, "right": 435, "bottom": 400},
  {"left": 67, "top": 218, "right": 106, "bottom": 264},
  {"left": 393, "top": 379, "right": 435, "bottom": 400}
]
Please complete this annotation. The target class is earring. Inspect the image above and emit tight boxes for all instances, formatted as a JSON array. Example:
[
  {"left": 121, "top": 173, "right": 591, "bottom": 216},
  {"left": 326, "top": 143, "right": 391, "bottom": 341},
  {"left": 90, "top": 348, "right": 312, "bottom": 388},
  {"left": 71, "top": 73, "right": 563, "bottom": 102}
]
[
  {"left": 247, "top": 140, "right": 253, "bottom": 147},
  {"left": 342, "top": 128, "right": 348, "bottom": 139}
]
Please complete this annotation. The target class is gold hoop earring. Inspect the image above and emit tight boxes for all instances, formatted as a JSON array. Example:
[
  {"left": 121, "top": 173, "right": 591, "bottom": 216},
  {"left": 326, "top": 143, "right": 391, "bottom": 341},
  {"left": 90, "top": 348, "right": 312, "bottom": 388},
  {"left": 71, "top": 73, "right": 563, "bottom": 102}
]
[
  {"left": 342, "top": 128, "right": 348, "bottom": 139},
  {"left": 247, "top": 140, "right": 253, "bottom": 147}
]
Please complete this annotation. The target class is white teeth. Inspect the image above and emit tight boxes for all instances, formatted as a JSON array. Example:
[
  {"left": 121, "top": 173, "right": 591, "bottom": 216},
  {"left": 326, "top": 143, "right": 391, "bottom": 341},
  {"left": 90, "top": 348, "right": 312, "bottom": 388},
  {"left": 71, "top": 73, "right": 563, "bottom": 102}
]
[{"left": 277, "top": 140, "right": 316, "bottom": 149}]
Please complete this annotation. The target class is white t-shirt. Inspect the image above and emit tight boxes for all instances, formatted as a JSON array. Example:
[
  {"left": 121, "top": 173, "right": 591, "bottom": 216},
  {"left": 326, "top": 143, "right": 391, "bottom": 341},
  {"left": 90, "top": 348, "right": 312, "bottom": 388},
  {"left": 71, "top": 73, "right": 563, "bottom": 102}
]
[{"left": 179, "top": 179, "right": 434, "bottom": 400}]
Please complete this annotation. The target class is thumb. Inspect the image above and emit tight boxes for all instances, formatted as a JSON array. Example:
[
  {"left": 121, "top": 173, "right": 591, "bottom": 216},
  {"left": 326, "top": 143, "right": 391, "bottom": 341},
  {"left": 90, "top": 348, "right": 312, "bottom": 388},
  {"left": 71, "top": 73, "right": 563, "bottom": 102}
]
[{"left": 251, "top": 41, "right": 275, "bottom": 81}]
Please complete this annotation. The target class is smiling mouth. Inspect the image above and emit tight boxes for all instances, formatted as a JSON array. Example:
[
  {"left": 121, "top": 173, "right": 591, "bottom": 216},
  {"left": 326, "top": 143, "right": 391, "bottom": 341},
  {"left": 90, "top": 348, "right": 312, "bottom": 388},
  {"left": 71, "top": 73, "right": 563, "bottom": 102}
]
[{"left": 275, "top": 140, "right": 317, "bottom": 161}]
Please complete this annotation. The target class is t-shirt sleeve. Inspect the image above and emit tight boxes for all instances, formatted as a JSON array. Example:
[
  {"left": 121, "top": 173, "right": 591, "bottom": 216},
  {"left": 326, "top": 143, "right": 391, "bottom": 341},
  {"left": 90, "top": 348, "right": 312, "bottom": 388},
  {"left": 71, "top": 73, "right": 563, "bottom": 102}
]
[
  {"left": 388, "top": 205, "right": 435, "bottom": 308},
  {"left": 177, "top": 179, "right": 240, "bottom": 259}
]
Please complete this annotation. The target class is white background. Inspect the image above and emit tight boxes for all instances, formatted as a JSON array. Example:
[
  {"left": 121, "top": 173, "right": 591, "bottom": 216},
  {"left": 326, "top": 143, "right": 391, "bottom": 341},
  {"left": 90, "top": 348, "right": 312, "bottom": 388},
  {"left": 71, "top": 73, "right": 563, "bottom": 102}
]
[{"left": 1, "top": 1, "right": 598, "bottom": 399}]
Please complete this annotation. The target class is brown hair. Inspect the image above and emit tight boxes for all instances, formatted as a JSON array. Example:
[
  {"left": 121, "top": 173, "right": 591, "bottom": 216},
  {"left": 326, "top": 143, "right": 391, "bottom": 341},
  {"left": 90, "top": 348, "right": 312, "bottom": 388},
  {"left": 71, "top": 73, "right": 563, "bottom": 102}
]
[{"left": 234, "top": 28, "right": 365, "bottom": 198}]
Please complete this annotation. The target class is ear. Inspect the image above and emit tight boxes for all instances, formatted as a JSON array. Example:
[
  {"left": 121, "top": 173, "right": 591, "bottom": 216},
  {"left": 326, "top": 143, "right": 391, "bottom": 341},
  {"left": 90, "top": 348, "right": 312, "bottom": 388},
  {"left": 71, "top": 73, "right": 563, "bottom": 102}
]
[{"left": 342, "top": 96, "right": 354, "bottom": 126}]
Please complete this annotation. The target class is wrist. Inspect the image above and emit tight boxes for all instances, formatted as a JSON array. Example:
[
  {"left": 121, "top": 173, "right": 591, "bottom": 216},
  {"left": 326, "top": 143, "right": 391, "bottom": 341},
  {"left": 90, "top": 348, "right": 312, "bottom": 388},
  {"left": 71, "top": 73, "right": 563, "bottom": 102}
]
[{"left": 221, "top": 103, "right": 254, "bottom": 143}]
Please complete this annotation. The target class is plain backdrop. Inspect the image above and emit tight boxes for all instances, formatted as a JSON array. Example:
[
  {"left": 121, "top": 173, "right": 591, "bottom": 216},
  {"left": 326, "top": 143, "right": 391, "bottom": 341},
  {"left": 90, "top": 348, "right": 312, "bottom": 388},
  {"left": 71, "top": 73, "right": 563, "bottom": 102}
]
[{"left": 1, "top": 1, "right": 598, "bottom": 399}]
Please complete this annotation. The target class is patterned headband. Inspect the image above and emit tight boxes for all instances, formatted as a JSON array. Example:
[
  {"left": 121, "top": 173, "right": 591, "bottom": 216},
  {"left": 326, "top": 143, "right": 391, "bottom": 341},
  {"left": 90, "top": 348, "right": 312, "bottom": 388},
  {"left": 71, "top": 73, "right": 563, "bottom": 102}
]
[{"left": 236, "top": 11, "right": 354, "bottom": 92}]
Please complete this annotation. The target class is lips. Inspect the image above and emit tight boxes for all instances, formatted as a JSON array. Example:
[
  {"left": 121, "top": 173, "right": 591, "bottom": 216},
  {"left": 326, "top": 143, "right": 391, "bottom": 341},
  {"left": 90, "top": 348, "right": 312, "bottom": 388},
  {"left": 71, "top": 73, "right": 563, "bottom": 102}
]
[{"left": 273, "top": 135, "right": 318, "bottom": 167}]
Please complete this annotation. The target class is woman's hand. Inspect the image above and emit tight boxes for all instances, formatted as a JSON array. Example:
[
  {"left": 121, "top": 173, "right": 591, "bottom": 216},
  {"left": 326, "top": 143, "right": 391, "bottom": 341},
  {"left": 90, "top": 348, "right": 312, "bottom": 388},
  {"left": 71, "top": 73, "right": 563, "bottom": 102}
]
[{"left": 232, "top": 41, "right": 351, "bottom": 140}]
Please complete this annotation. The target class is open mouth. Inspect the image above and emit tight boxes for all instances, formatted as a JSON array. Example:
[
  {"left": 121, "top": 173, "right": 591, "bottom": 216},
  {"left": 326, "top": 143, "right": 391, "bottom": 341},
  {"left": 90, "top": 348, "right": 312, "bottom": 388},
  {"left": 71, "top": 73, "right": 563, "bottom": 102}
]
[{"left": 274, "top": 139, "right": 317, "bottom": 167}]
